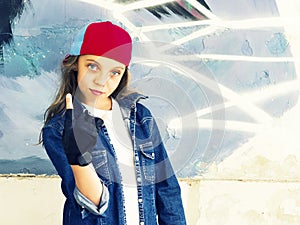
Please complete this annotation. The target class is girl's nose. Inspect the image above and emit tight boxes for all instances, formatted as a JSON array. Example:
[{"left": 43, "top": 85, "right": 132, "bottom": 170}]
[{"left": 94, "top": 72, "right": 111, "bottom": 86}]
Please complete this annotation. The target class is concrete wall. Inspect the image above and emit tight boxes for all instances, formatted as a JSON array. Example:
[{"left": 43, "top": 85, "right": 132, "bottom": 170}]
[
  {"left": 1, "top": 175, "right": 300, "bottom": 225},
  {"left": 181, "top": 179, "right": 300, "bottom": 225},
  {"left": 0, "top": 175, "right": 64, "bottom": 225}
]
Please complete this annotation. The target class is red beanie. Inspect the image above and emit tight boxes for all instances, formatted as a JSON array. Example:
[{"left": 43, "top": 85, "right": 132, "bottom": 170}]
[{"left": 69, "top": 21, "right": 132, "bottom": 66}]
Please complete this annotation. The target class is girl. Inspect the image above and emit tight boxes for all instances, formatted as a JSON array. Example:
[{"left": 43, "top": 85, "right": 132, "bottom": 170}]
[{"left": 41, "top": 21, "right": 186, "bottom": 225}]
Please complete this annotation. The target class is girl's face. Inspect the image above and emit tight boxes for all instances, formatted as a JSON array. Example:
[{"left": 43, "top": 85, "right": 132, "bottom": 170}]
[{"left": 76, "top": 55, "right": 126, "bottom": 109}]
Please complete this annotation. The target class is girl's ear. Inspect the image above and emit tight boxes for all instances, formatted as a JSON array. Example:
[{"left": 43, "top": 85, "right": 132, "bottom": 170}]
[
  {"left": 126, "top": 69, "right": 131, "bottom": 83},
  {"left": 71, "top": 63, "right": 78, "bottom": 71}
]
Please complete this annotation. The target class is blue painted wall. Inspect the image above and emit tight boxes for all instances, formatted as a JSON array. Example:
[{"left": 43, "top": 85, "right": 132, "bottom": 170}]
[{"left": 0, "top": 0, "right": 297, "bottom": 176}]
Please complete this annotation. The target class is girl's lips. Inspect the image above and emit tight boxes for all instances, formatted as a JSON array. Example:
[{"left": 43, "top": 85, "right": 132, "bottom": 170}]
[{"left": 90, "top": 88, "right": 104, "bottom": 96}]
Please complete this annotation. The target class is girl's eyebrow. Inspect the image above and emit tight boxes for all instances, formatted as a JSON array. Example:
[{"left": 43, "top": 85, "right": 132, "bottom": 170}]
[
  {"left": 115, "top": 66, "right": 126, "bottom": 70},
  {"left": 86, "top": 59, "right": 100, "bottom": 65}
]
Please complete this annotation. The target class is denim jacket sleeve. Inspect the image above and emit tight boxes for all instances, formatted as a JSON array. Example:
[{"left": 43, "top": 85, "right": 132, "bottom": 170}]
[
  {"left": 154, "top": 129, "right": 187, "bottom": 224},
  {"left": 42, "top": 117, "right": 109, "bottom": 217},
  {"left": 42, "top": 123, "right": 76, "bottom": 203},
  {"left": 154, "top": 143, "right": 187, "bottom": 225},
  {"left": 73, "top": 184, "right": 109, "bottom": 216}
]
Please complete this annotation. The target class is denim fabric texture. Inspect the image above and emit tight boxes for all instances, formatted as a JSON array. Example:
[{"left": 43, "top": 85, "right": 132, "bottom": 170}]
[{"left": 42, "top": 92, "right": 187, "bottom": 225}]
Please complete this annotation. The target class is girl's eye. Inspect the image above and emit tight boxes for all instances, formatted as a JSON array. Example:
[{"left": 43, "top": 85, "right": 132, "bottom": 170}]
[
  {"left": 111, "top": 71, "right": 121, "bottom": 77},
  {"left": 88, "top": 63, "right": 99, "bottom": 71}
]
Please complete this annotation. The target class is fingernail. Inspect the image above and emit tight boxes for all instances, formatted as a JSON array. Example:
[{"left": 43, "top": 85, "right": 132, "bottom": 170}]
[{"left": 66, "top": 93, "right": 72, "bottom": 100}]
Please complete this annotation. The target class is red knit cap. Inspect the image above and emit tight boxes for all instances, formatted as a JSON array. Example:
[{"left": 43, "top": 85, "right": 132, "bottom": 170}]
[{"left": 69, "top": 21, "right": 132, "bottom": 66}]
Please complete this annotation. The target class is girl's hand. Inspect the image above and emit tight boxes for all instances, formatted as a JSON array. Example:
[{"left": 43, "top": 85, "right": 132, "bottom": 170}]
[{"left": 62, "top": 93, "right": 101, "bottom": 166}]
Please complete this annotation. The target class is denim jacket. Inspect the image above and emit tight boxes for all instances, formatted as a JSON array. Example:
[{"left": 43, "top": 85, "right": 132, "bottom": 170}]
[{"left": 42, "top": 92, "right": 187, "bottom": 225}]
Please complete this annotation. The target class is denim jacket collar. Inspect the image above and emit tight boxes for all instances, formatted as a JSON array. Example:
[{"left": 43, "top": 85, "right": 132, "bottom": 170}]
[{"left": 115, "top": 91, "right": 148, "bottom": 119}]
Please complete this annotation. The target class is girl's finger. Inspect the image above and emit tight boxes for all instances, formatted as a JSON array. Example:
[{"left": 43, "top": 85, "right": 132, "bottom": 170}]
[{"left": 66, "top": 93, "right": 74, "bottom": 109}]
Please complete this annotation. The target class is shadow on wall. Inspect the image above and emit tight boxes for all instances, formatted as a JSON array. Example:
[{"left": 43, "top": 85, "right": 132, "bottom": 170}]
[
  {"left": 116, "top": 0, "right": 210, "bottom": 20},
  {"left": 0, "top": 0, "right": 31, "bottom": 70}
]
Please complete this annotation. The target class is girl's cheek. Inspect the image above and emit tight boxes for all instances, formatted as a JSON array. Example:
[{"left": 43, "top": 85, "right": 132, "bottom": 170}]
[{"left": 78, "top": 72, "right": 91, "bottom": 83}]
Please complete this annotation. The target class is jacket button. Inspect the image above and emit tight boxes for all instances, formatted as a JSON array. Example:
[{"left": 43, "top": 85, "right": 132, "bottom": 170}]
[
  {"left": 140, "top": 222, "right": 144, "bottom": 225},
  {"left": 138, "top": 198, "right": 143, "bottom": 203},
  {"left": 137, "top": 177, "right": 142, "bottom": 183}
]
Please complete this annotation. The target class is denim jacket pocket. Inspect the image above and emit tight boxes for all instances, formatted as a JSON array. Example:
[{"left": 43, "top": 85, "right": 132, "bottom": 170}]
[
  {"left": 139, "top": 142, "right": 155, "bottom": 183},
  {"left": 91, "top": 150, "right": 111, "bottom": 185}
]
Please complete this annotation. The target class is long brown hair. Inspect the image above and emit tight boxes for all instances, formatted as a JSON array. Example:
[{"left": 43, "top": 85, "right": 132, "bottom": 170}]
[{"left": 39, "top": 55, "right": 130, "bottom": 143}]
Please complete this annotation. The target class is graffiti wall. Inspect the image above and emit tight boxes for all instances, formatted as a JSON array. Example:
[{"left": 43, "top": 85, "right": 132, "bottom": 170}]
[{"left": 0, "top": 0, "right": 299, "bottom": 180}]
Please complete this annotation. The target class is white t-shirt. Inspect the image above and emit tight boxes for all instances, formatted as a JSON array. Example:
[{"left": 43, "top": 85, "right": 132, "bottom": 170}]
[{"left": 83, "top": 99, "right": 139, "bottom": 225}]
